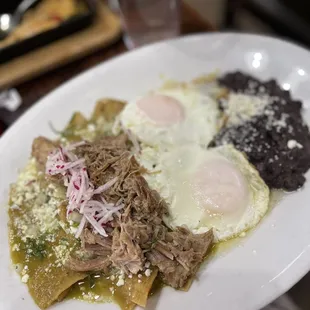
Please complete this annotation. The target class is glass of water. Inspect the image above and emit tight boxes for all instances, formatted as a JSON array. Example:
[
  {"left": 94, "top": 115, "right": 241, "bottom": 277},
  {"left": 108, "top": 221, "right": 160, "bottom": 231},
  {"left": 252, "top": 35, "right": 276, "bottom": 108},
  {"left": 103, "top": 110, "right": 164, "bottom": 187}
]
[{"left": 115, "top": 0, "right": 181, "bottom": 49}]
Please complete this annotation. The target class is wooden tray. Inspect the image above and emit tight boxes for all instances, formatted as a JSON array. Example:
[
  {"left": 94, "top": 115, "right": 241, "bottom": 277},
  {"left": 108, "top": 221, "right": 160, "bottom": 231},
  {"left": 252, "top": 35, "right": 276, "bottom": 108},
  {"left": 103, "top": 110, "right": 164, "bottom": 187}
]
[{"left": 0, "top": 1, "right": 122, "bottom": 90}]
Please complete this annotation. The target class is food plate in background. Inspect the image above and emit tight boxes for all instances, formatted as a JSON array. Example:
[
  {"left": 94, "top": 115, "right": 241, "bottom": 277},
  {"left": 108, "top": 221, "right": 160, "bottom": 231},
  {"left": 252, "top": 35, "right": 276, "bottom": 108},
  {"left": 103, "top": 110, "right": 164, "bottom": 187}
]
[
  {"left": 0, "top": 0, "right": 96, "bottom": 64},
  {"left": 1, "top": 33, "right": 310, "bottom": 310},
  {"left": 0, "top": 1, "right": 121, "bottom": 90}
]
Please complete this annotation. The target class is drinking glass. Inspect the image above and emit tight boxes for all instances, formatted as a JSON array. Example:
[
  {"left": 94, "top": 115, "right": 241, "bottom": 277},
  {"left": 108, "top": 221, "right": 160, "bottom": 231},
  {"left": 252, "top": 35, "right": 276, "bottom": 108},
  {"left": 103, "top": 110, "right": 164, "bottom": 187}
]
[{"left": 115, "top": 0, "right": 180, "bottom": 49}]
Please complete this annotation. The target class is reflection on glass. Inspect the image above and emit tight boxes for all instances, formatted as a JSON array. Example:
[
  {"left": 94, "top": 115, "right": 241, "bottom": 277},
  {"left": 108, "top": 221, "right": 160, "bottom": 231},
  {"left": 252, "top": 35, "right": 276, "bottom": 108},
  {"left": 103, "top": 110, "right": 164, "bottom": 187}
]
[
  {"left": 246, "top": 51, "right": 266, "bottom": 70},
  {"left": 253, "top": 52, "right": 262, "bottom": 61},
  {"left": 252, "top": 59, "right": 260, "bottom": 69},
  {"left": 297, "top": 68, "right": 306, "bottom": 76},
  {"left": 282, "top": 68, "right": 308, "bottom": 93}
]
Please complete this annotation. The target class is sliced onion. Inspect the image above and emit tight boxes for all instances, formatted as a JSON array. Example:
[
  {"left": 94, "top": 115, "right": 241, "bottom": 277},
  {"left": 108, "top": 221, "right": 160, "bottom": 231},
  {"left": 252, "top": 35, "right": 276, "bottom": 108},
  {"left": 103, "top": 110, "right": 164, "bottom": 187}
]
[
  {"left": 75, "top": 216, "right": 87, "bottom": 238},
  {"left": 84, "top": 213, "right": 108, "bottom": 237},
  {"left": 93, "top": 177, "right": 118, "bottom": 194},
  {"left": 45, "top": 141, "right": 124, "bottom": 238}
]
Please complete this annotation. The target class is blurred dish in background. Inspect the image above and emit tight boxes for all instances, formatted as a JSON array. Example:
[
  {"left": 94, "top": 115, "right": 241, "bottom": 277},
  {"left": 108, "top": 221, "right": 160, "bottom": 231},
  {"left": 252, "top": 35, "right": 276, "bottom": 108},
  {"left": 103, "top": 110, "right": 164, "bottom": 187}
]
[
  {"left": 0, "top": 0, "right": 95, "bottom": 63},
  {"left": 0, "top": 0, "right": 86, "bottom": 49},
  {"left": 116, "top": 0, "right": 180, "bottom": 49}
]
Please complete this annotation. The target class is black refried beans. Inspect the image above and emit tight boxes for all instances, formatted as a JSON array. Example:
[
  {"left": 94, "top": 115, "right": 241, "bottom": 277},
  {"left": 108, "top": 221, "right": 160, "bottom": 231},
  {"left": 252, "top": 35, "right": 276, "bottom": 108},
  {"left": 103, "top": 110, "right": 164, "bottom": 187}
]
[{"left": 210, "top": 71, "right": 310, "bottom": 191}]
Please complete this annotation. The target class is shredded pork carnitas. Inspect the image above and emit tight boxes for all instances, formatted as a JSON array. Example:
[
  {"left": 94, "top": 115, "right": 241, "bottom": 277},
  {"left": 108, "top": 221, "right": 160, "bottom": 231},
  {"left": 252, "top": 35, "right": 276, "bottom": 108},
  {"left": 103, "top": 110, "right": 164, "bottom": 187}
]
[{"left": 34, "top": 134, "right": 214, "bottom": 289}]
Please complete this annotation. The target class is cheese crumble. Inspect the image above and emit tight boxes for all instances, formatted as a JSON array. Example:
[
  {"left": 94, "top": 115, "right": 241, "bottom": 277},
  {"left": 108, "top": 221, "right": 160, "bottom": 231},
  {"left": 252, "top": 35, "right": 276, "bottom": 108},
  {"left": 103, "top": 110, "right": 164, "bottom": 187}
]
[
  {"left": 287, "top": 139, "right": 303, "bottom": 149},
  {"left": 224, "top": 93, "right": 269, "bottom": 125},
  {"left": 10, "top": 158, "right": 64, "bottom": 242},
  {"left": 21, "top": 274, "right": 29, "bottom": 283},
  {"left": 145, "top": 269, "right": 152, "bottom": 277},
  {"left": 116, "top": 270, "right": 125, "bottom": 287}
]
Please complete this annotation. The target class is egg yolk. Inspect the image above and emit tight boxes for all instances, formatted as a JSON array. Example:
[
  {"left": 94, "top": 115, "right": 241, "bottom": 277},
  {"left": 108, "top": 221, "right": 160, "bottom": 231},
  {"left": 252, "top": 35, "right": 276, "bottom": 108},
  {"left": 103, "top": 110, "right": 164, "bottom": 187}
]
[
  {"left": 137, "top": 94, "right": 185, "bottom": 126},
  {"left": 192, "top": 158, "right": 249, "bottom": 217}
]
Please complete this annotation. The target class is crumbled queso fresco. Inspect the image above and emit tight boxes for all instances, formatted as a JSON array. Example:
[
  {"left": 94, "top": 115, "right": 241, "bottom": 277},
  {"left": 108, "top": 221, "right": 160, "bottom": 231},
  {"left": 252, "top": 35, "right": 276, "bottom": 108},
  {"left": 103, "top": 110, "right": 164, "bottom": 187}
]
[
  {"left": 287, "top": 139, "right": 303, "bottom": 149},
  {"left": 10, "top": 158, "right": 63, "bottom": 242}
]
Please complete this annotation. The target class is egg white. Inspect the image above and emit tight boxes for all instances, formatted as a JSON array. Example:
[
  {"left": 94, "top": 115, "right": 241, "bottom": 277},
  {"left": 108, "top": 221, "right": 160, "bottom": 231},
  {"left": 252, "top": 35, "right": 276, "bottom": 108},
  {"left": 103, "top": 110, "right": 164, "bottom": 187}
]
[
  {"left": 119, "top": 87, "right": 220, "bottom": 148},
  {"left": 137, "top": 144, "right": 270, "bottom": 242}
]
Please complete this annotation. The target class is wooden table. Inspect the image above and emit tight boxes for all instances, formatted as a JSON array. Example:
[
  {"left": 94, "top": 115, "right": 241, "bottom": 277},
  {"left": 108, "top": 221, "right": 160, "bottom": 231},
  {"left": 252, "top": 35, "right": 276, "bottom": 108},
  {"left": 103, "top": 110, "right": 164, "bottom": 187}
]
[{"left": 0, "top": 2, "right": 214, "bottom": 128}]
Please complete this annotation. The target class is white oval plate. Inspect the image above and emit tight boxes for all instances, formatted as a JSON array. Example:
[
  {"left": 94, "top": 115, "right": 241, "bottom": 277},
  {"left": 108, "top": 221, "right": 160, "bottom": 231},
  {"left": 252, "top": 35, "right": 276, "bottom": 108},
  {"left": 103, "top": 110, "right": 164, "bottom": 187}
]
[{"left": 1, "top": 33, "right": 310, "bottom": 310}]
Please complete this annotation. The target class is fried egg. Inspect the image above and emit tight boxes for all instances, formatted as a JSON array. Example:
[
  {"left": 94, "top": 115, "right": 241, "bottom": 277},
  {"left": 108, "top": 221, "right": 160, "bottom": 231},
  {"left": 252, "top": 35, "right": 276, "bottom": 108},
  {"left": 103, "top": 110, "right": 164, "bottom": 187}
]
[
  {"left": 138, "top": 144, "right": 269, "bottom": 242},
  {"left": 119, "top": 87, "right": 220, "bottom": 147}
]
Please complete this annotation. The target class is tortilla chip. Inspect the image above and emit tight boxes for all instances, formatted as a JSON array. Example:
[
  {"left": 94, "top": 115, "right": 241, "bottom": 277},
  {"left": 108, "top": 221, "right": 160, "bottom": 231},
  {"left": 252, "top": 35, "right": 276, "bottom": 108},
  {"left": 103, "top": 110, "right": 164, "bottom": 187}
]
[
  {"left": 29, "top": 264, "right": 86, "bottom": 309},
  {"left": 92, "top": 99, "right": 126, "bottom": 122},
  {"left": 65, "top": 112, "right": 88, "bottom": 131},
  {"left": 117, "top": 269, "right": 159, "bottom": 308}
]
